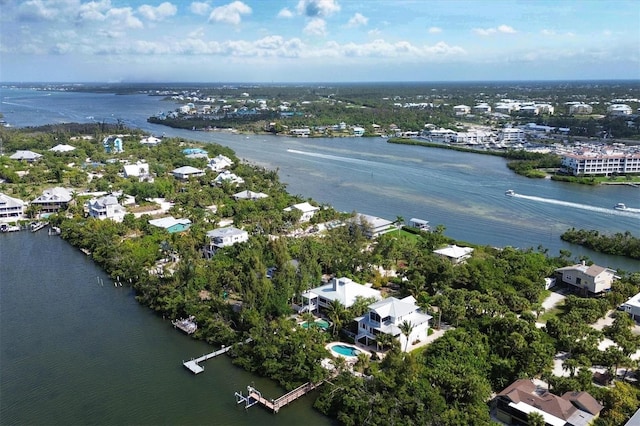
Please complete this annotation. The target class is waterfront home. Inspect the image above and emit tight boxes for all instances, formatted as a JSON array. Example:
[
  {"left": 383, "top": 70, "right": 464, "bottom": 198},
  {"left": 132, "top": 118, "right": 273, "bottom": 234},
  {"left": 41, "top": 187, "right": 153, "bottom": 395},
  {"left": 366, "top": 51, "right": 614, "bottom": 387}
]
[
  {"left": 207, "top": 154, "right": 234, "bottom": 172},
  {"left": 9, "top": 150, "right": 42, "bottom": 162},
  {"left": 49, "top": 144, "right": 76, "bottom": 153},
  {"left": 148, "top": 217, "right": 192, "bottom": 233},
  {"left": 171, "top": 166, "right": 205, "bottom": 180},
  {"left": 409, "top": 218, "right": 430, "bottom": 231},
  {"left": 203, "top": 226, "right": 249, "bottom": 258},
  {"left": 433, "top": 244, "right": 474, "bottom": 264},
  {"left": 123, "top": 161, "right": 153, "bottom": 182},
  {"left": 233, "top": 190, "right": 268, "bottom": 201},
  {"left": 0, "top": 192, "right": 26, "bottom": 221},
  {"left": 87, "top": 195, "right": 126, "bottom": 222},
  {"left": 494, "top": 379, "right": 602, "bottom": 426},
  {"left": 284, "top": 202, "right": 319, "bottom": 222},
  {"left": 621, "top": 292, "right": 640, "bottom": 322},
  {"left": 555, "top": 262, "right": 617, "bottom": 296},
  {"left": 355, "top": 295, "right": 432, "bottom": 352},
  {"left": 212, "top": 171, "right": 244, "bottom": 186},
  {"left": 351, "top": 213, "right": 397, "bottom": 238},
  {"left": 30, "top": 187, "right": 73, "bottom": 215},
  {"left": 301, "top": 277, "right": 382, "bottom": 313},
  {"left": 352, "top": 126, "right": 365, "bottom": 137},
  {"left": 102, "top": 136, "right": 123, "bottom": 153}
]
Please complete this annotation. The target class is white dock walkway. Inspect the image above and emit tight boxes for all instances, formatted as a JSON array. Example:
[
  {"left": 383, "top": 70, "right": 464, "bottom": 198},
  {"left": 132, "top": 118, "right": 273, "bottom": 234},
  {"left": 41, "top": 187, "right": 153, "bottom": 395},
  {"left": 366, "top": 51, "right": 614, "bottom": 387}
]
[{"left": 182, "top": 346, "right": 231, "bottom": 374}]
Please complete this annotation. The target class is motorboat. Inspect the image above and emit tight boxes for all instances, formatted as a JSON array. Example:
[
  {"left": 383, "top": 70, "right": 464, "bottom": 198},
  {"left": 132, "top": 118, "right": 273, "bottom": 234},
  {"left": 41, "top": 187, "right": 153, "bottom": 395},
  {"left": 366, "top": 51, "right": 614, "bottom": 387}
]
[
  {"left": 505, "top": 189, "right": 515, "bottom": 197},
  {"left": 614, "top": 203, "right": 627, "bottom": 210}
]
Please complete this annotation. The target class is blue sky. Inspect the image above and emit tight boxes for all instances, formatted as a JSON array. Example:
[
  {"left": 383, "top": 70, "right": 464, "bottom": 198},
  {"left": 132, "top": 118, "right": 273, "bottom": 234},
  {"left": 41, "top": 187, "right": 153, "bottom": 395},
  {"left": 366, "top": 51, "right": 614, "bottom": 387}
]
[{"left": 1, "top": 0, "right": 639, "bottom": 83}]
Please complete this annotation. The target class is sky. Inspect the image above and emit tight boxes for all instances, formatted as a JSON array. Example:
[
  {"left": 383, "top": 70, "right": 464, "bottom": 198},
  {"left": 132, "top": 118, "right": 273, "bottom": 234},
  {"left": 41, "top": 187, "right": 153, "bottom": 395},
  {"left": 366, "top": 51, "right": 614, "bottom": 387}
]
[{"left": 1, "top": 0, "right": 639, "bottom": 83}]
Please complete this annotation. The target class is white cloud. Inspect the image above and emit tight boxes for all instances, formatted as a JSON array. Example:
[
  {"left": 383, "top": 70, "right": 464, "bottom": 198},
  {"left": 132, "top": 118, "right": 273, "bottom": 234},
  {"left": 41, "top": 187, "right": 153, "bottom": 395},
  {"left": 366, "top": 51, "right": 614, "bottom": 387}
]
[
  {"left": 347, "top": 13, "right": 368, "bottom": 28},
  {"left": 18, "top": 0, "right": 60, "bottom": 21},
  {"left": 208, "top": 1, "right": 251, "bottom": 25},
  {"left": 304, "top": 18, "right": 327, "bottom": 36},
  {"left": 297, "top": 0, "right": 340, "bottom": 17},
  {"left": 428, "top": 26, "right": 442, "bottom": 34},
  {"left": 106, "top": 7, "right": 144, "bottom": 29},
  {"left": 77, "top": 0, "right": 112, "bottom": 21},
  {"left": 368, "top": 28, "right": 381, "bottom": 37},
  {"left": 138, "top": 2, "right": 177, "bottom": 21},
  {"left": 497, "top": 25, "right": 516, "bottom": 34},
  {"left": 474, "top": 24, "right": 516, "bottom": 36},
  {"left": 190, "top": 2, "right": 211, "bottom": 16},
  {"left": 277, "top": 8, "right": 293, "bottom": 18}
]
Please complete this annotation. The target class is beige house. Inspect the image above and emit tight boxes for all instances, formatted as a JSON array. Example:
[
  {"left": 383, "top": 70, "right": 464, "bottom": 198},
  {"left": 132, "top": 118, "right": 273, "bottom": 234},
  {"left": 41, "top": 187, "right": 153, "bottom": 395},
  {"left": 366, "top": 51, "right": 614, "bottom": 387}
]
[{"left": 555, "top": 262, "right": 617, "bottom": 296}]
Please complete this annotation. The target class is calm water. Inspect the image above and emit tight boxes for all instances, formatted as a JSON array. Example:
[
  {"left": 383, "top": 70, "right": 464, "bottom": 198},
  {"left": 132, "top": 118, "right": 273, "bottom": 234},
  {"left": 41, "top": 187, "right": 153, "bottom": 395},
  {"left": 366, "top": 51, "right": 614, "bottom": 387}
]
[{"left": 0, "top": 231, "right": 333, "bottom": 425}]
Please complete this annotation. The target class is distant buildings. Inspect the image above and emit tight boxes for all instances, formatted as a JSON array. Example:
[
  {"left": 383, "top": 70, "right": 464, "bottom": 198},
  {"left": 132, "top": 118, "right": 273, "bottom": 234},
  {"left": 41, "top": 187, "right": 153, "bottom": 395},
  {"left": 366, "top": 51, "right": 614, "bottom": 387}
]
[
  {"left": 10, "top": 150, "right": 42, "bottom": 162},
  {"left": 568, "top": 103, "right": 593, "bottom": 115}
]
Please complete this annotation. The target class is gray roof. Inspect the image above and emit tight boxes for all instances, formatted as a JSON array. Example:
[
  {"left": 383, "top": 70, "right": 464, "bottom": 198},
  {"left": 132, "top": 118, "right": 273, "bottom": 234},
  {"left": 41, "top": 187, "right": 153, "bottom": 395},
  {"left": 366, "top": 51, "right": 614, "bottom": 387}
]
[{"left": 10, "top": 150, "right": 42, "bottom": 160}]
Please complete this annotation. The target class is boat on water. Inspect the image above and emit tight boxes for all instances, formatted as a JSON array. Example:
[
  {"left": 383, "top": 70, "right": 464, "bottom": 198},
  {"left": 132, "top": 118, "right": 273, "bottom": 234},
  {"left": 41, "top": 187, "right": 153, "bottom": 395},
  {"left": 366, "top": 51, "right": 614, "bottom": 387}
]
[
  {"left": 1, "top": 224, "right": 21, "bottom": 233},
  {"left": 614, "top": 203, "right": 627, "bottom": 211},
  {"left": 505, "top": 189, "right": 515, "bottom": 196},
  {"left": 30, "top": 222, "right": 47, "bottom": 232}
]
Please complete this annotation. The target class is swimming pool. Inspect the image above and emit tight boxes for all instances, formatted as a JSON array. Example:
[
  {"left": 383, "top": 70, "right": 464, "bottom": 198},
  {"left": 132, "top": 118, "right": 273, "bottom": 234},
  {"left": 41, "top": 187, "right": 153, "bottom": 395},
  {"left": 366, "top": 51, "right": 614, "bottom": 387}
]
[
  {"left": 300, "top": 319, "right": 330, "bottom": 330},
  {"left": 330, "top": 344, "right": 360, "bottom": 357}
]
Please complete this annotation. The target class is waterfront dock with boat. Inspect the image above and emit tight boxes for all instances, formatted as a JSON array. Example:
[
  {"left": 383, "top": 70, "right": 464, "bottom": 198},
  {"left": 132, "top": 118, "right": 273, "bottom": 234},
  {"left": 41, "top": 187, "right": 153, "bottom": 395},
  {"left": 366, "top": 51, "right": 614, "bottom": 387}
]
[{"left": 235, "top": 380, "right": 327, "bottom": 414}]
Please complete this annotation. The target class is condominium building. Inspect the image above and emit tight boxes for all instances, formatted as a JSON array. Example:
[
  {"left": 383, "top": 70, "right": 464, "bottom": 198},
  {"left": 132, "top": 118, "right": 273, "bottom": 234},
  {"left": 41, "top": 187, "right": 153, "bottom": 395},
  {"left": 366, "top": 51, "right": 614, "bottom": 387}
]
[{"left": 561, "top": 152, "right": 640, "bottom": 176}]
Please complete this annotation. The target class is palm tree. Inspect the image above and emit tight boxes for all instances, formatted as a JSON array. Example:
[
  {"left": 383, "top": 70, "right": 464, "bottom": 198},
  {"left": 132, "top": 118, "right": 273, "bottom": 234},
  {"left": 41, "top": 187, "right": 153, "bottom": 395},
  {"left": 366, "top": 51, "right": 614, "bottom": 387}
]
[
  {"left": 326, "top": 299, "right": 346, "bottom": 337},
  {"left": 395, "top": 215, "right": 404, "bottom": 235},
  {"left": 528, "top": 412, "right": 545, "bottom": 426},
  {"left": 399, "top": 320, "right": 414, "bottom": 353},
  {"left": 354, "top": 352, "right": 370, "bottom": 374}
]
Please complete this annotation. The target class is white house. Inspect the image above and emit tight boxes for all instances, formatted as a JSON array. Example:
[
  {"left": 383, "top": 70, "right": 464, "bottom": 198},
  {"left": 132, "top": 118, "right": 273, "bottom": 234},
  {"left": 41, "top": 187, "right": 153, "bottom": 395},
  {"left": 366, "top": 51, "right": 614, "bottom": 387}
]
[
  {"left": 123, "top": 162, "right": 153, "bottom": 182},
  {"left": 87, "top": 195, "right": 126, "bottom": 222},
  {"left": 433, "top": 244, "right": 474, "bottom": 264},
  {"left": 233, "top": 190, "right": 268, "bottom": 201},
  {"left": 499, "top": 128, "right": 526, "bottom": 143},
  {"left": 473, "top": 104, "right": 492, "bottom": 114},
  {"left": 356, "top": 295, "right": 432, "bottom": 352},
  {"left": 453, "top": 105, "right": 471, "bottom": 115},
  {"left": 0, "top": 193, "right": 26, "bottom": 221},
  {"left": 351, "top": 213, "right": 397, "bottom": 238},
  {"left": 207, "top": 154, "right": 234, "bottom": 172},
  {"left": 10, "top": 150, "right": 42, "bottom": 162},
  {"left": 31, "top": 187, "right": 73, "bottom": 215},
  {"left": 621, "top": 292, "right": 640, "bottom": 322},
  {"left": 352, "top": 126, "right": 365, "bottom": 137},
  {"left": 49, "top": 144, "right": 76, "bottom": 153},
  {"left": 607, "top": 104, "right": 632, "bottom": 116},
  {"left": 171, "top": 166, "right": 205, "bottom": 180},
  {"left": 301, "top": 277, "right": 382, "bottom": 313},
  {"left": 148, "top": 216, "right": 192, "bottom": 233},
  {"left": 284, "top": 202, "right": 319, "bottom": 222},
  {"left": 204, "top": 226, "right": 249, "bottom": 258},
  {"left": 569, "top": 103, "right": 593, "bottom": 115},
  {"left": 140, "top": 136, "right": 162, "bottom": 146},
  {"left": 555, "top": 262, "right": 618, "bottom": 295},
  {"left": 212, "top": 171, "right": 245, "bottom": 186}
]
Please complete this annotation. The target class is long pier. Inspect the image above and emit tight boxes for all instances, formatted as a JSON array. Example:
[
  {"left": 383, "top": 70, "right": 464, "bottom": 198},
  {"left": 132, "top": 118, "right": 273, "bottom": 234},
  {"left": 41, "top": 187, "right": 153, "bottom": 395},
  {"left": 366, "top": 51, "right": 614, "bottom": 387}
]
[
  {"left": 235, "top": 380, "right": 326, "bottom": 413},
  {"left": 182, "top": 346, "right": 231, "bottom": 374}
]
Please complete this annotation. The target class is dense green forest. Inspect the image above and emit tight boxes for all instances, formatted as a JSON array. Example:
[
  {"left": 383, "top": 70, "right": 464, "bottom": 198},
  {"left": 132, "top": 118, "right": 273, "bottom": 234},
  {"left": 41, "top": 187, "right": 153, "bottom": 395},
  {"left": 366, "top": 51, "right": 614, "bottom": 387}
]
[
  {"left": 561, "top": 228, "right": 640, "bottom": 260},
  {"left": 2, "top": 124, "right": 639, "bottom": 425}
]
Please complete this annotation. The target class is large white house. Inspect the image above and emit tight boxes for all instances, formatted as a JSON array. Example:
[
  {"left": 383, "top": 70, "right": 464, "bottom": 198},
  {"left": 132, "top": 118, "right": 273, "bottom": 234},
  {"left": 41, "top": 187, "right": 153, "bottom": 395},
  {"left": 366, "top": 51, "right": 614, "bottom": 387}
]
[
  {"left": 31, "top": 187, "right": 73, "bottom": 215},
  {"left": 171, "top": 166, "right": 205, "bottom": 180},
  {"left": 87, "top": 195, "right": 126, "bottom": 222},
  {"left": 207, "top": 154, "right": 234, "bottom": 172},
  {"left": 10, "top": 150, "right": 42, "bottom": 162},
  {"left": 301, "top": 277, "right": 382, "bottom": 313},
  {"left": 212, "top": 171, "right": 245, "bottom": 186},
  {"left": 622, "top": 292, "right": 640, "bottom": 322},
  {"left": 204, "top": 226, "right": 249, "bottom": 258},
  {"left": 0, "top": 193, "right": 26, "bottom": 222},
  {"left": 351, "top": 213, "right": 397, "bottom": 238},
  {"left": 555, "top": 262, "right": 618, "bottom": 296},
  {"left": 433, "top": 244, "right": 474, "bottom": 264},
  {"left": 284, "top": 202, "right": 319, "bottom": 222},
  {"left": 356, "top": 295, "right": 432, "bottom": 352},
  {"left": 123, "top": 162, "right": 153, "bottom": 182},
  {"left": 233, "top": 190, "right": 268, "bottom": 201}
]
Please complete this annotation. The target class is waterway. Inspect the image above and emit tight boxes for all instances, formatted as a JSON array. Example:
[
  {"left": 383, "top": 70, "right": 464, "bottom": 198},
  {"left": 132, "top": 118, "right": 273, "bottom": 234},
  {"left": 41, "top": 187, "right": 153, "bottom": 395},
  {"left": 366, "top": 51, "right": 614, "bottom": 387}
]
[
  {"left": 0, "top": 231, "right": 333, "bottom": 425},
  {"left": 1, "top": 87, "right": 638, "bottom": 270}
]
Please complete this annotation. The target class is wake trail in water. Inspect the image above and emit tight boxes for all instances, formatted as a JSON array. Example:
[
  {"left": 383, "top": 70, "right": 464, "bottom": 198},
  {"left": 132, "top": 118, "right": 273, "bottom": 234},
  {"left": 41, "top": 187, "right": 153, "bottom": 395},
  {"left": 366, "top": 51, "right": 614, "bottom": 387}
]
[
  {"left": 510, "top": 193, "right": 640, "bottom": 218},
  {"left": 287, "top": 148, "right": 381, "bottom": 167}
]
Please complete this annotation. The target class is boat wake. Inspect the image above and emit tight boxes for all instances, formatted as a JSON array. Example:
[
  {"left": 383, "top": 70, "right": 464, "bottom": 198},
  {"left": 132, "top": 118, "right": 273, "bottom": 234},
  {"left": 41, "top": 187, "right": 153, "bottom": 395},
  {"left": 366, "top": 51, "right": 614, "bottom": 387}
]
[
  {"left": 510, "top": 193, "right": 640, "bottom": 217},
  {"left": 286, "top": 149, "right": 380, "bottom": 167}
]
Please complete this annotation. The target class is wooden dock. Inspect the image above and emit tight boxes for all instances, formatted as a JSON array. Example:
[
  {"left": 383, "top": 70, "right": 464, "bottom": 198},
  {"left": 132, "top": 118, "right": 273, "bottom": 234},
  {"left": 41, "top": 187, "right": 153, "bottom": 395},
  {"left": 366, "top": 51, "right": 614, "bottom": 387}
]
[
  {"left": 235, "top": 381, "right": 325, "bottom": 413},
  {"left": 182, "top": 346, "right": 231, "bottom": 374}
]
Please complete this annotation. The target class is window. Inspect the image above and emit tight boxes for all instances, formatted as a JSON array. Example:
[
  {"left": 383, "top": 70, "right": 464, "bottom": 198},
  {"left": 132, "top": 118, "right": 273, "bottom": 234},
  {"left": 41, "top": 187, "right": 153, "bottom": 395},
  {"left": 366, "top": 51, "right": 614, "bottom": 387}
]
[{"left": 369, "top": 311, "right": 381, "bottom": 323}]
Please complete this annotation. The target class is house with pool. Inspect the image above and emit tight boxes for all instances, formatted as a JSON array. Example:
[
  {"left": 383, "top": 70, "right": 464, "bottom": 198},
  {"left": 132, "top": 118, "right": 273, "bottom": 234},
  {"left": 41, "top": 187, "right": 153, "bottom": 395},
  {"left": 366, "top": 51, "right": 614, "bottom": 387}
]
[
  {"left": 355, "top": 296, "right": 432, "bottom": 352},
  {"left": 300, "top": 277, "right": 382, "bottom": 313}
]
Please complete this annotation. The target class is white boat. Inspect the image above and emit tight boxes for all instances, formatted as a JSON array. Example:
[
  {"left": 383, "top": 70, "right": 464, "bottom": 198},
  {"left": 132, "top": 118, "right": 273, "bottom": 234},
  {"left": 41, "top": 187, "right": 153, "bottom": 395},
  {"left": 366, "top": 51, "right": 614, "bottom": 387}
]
[
  {"left": 505, "top": 189, "right": 515, "bottom": 196},
  {"left": 0, "top": 224, "right": 21, "bottom": 233},
  {"left": 614, "top": 203, "right": 627, "bottom": 210}
]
